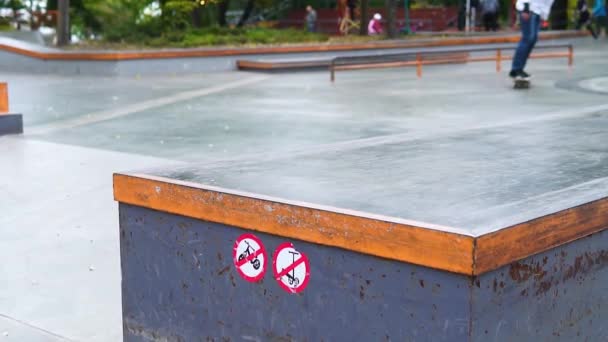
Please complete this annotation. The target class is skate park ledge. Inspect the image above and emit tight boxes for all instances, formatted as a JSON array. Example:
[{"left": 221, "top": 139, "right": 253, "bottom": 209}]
[
  {"left": 0, "top": 82, "right": 23, "bottom": 135},
  {"left": 113, "top": 172, "right": 608, "bottom": 276},
  {"left": 0, "top": 31, "right": 587, "bottom": 61}
]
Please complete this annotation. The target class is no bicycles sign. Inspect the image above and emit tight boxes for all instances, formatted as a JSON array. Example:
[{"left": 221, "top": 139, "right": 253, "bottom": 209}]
[
  {"left": 272, "top": 242, "right": 310, "bottom": 294},
  {"left": 233, "top": 233, "right": 267, "bottom": 282}
]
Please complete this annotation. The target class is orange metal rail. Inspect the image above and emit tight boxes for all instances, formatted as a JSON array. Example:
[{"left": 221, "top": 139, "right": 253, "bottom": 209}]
[
  {"left": 330, "top": 44, "right": 573, "bottom": 81},
  {"left": 0, "top": 83, "right": 8, "bottom": 114}
]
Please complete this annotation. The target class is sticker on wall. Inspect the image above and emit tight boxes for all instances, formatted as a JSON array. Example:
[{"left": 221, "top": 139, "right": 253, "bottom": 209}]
[
  {"left": 272, "top": 242, "right": 310, "bottom": 294},
  {"left": 233, "top": 233, "right": 267, "bottom": 282}
]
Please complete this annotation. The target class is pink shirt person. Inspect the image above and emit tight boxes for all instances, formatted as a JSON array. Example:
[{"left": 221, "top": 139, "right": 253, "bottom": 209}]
[{"left": 368, "top": 13, "right": 383, "bottom": 34}]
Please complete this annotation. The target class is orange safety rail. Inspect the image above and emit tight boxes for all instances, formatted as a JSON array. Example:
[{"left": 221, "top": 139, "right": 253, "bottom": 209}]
[
  {"left": 330, "top": 44, "right": 574, "bottom": 81},
  {"left": 0, "top": 83, "right": 8, "bottom": 114}
]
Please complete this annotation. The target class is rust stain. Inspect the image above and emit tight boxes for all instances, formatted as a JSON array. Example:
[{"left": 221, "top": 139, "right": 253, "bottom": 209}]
[
  {"left": 217, "top": 266, "right": 230, "bottom": 276},
  {"left": 563, "top": 251, "right": 608, "bottom": 282},
  {"left": 509, "top": 261, "right": 548, "bottom": 283}
]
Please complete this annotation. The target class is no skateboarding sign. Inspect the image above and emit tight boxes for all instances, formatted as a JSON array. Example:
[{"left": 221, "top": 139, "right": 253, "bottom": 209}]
[
  {"left": 272, "top": 242, "right": 310, "bottom": 294},
  {"left": 233, "top": 233, "right": 267, "bottom": 282}
]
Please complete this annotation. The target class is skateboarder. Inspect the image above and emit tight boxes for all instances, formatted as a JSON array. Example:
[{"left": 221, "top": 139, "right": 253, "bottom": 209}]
[
  {"left": 576, "top": 0, "right": 598, "bottom": 39},
  {"left": 593, "top": 0, "right": 606, "bottom": 37},
  {"left": 509, "top": 0, "right": 556, "bottom": 82}
]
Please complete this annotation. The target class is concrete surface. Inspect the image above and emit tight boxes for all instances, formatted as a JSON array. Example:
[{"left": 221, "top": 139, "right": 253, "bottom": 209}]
[
  {"left": 0, "top": 37, "right": 607, "bottom": 340},
  {"left": 0, "top": 33, "right": 586, "bottom": 75}
]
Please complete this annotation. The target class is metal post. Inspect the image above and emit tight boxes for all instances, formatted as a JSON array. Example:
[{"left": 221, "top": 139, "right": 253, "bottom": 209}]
[
  {"left": 330, "top": 60, "right": 335, "bottom": 82},
  {"left": 465, "top": 0, "right": 470, "bottom": 33},
  {"left": 416, "top": 53, "right": 422, "bottom": 78},
  {"left": 404, "top": 0, "right": 411, "bottom": 34},
  {"left": 568, "top": 45, "right": 573, "bottom": 67},
  {"left": 57, "top": 0, "right": 70, "bottom": 46},
  {"left": 496, "top": 49, "right": 501, "bottom": 72},
  {"left": 0, "top": 83, "right": 8, "bottom": 114}
]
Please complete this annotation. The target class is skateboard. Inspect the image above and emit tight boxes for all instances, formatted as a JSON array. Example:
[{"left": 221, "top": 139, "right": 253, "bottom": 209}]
[{"left": 513, "top": 78, "right": 530, "bottom": 89}]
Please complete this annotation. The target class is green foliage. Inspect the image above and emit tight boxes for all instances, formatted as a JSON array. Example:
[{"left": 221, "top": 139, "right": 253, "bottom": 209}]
[
  {"left": 163, "top": 0, "right": 198, "bottom": 30},
  {"left": 79, "top": 0, "right": 158, "bottom": 41},
  {"left": 46, "top": 0, "right": 57, "bottom": 10},
  {"left": 0, "top": 0, "right": 24, "bottom": 11},
  {"left": 0, "top": 17, "right": 12, "bottom": 30},
  {"left": 144, "top": 27, "right": 328, "bottom": 47},
  {"left": 55, "top": 0, "right": 327, "bottom": 46}
]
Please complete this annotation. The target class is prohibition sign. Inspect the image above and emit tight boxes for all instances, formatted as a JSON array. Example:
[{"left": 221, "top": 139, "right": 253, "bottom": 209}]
[
  {"left": 233, "top": 233, "right": 267, "bottom": 282},
  {"left": 272, "top": 242, "right": 310, "bottom": 294}
]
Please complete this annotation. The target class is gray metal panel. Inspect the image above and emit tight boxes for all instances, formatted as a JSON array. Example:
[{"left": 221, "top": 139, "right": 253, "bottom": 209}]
[
  {"left": 472, "top": 229, "right": 608, "bottom": 341},
  {"left": 0, "top": 49, "right": 119, "bottom": 76},
  {"left": 119, "top": 204, "right": 471, "bottom": 341},
  {"left": 0, "top": 113, "right": 23, "bottom": 135}
]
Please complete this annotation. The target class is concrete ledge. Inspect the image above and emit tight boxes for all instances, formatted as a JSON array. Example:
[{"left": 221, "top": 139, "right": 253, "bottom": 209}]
[
  {"left": 117, "top": 185, "right": 608, "bottom": 341},
  {"left": 0, "top": 113, "right": 23, "bottom": 135},
  {"left": 113, "top": 173, "right": 608, "bottom": 276},
  {"left": 0, "top": 31, "right": 587, "bottom": 62},
  {"left": 0, "top": 31, "right": 588, "bottom": 75}
]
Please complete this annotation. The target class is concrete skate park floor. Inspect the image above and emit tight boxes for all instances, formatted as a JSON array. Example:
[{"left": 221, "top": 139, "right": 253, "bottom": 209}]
[{"left": 1, "top": 37, "right": 608, "bottom": 341}]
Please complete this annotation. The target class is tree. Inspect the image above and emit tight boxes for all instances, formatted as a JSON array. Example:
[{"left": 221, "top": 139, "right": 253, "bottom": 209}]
[
  {"left": 57, "top": 0, "right": 69, "bottom": 45},
  {"left": 217, "top": 0, "right": 229, "bottom": 26},
  {"left": 162, "top": 0, "right": 198, "bottom": 29},
  {"left": 384, "top": 0, "right": 397, "bottom": 38},
  {"left": 237, "top": 0, "right": 275, "bottom": 28},
  {"left": 359, "top": 0, "right": 368, "bottom": 35},
  {"left": 0, "top": 0, "right": 25, "bottom": 29},
  {"left": 237, "top": 0, "right": 253, "bottom": 26}
]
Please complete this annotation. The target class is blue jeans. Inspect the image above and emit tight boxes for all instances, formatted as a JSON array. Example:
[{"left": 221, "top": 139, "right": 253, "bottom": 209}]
[{"left": 511, "top": 12, "right": 541, "bottom": 72}]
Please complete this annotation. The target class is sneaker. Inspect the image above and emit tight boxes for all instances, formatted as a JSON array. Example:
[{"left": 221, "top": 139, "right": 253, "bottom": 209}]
[
  {"left": 509, "top": 70, "right": 518, "bottom": 78},
  {"left": 519, "top": 70, "right": 531, "bottom": 80}
]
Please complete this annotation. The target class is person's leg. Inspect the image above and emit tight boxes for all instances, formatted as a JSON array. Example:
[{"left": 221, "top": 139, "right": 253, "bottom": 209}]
[
  {"left": 511, "top": 12, "right": 533, "bottom": 74},
  {"left": 587, "top": 19, "right": 598, "bottom": 38},
  {"left": 523, "top": 13, "right": 540, "bottom": 62}
]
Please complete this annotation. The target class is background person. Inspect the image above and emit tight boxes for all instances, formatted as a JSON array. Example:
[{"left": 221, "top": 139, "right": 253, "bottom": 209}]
[
  {"left": 368, "top": 13, "right": 383, "bottom": 35},
  {"left": 305, "top": 5, "right": 318, "bottom": 32}
]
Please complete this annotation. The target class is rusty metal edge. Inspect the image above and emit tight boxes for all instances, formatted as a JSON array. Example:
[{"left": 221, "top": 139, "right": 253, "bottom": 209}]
[
  {"left": 113, "top": 172, "right": 608, "bottom": 276},
  {"left": 113, "top": 172, "right": 476, "bottom": 275}
]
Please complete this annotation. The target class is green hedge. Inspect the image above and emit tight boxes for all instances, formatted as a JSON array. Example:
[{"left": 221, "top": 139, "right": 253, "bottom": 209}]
[{"left": 111, "top": 27, "right": 328, "bottom": 47}]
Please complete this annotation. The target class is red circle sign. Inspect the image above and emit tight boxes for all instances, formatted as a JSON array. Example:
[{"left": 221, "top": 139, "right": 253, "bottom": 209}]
[
  {"left": 233, "top": 233, "right": 267, "bottom": 282},
  {"left": 272, "top": 242, "right": 310, "bottom": 294}
]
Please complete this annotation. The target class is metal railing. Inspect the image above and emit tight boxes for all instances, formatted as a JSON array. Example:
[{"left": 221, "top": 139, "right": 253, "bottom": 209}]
[{"left": 329, "top": 43, "right": 573, "bottom": 81}]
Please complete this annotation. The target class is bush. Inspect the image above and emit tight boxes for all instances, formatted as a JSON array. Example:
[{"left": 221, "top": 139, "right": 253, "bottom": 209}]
[
  {"left": 126, "top": 27, "right": 328, "bottom": 47},
  {"left": 0, "top": 17, "right": 11, "bottom": 31}
]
